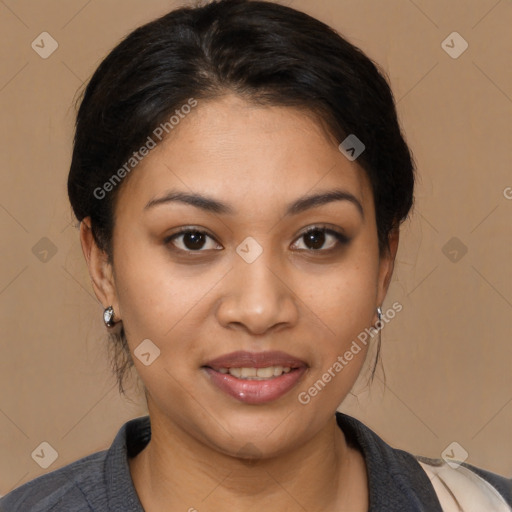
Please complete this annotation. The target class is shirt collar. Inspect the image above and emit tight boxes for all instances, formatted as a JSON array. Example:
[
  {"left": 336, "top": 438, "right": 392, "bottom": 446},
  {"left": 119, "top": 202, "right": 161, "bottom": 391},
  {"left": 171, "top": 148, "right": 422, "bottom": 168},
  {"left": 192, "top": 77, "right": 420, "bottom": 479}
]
[
  {"left": 335, "top": 411, "right": 442, "bottom": 511},
  {"left": 104, "top": 412, "right": 441, "bottom": 511}
]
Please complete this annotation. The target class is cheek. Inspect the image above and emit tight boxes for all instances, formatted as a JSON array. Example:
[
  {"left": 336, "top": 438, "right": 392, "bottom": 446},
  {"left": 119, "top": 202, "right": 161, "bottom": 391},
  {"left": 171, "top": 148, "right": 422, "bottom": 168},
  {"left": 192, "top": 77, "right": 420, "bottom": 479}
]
[
  {"left": 112, "top": 239, "right": 228, "bottom": 381},
  {"left": 112, "top": 238, "right": 192, "bottom": 344},
  {"left": 307, "top": 252, "right": 378, "bottom": 345},
  {"left": 295, "top": 262, "right": 378, "bottom": 406},
  {"left": 301, "top": 277, "right": 375, "bottom": 388}
]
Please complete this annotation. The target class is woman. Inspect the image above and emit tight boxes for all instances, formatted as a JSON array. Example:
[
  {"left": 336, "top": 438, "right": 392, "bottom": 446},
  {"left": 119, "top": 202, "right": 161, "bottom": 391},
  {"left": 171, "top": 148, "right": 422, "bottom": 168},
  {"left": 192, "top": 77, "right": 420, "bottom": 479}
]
[{"left": 1, "top": 0, "right": 510, "bottom": 510}]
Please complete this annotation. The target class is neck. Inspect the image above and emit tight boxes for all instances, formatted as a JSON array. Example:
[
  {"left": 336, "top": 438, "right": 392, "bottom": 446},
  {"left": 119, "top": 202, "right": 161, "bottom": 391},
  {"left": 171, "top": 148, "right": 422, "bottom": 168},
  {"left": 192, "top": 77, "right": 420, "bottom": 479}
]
[{"left": 129, "top": 409, "right": 367, "bottom": 512}]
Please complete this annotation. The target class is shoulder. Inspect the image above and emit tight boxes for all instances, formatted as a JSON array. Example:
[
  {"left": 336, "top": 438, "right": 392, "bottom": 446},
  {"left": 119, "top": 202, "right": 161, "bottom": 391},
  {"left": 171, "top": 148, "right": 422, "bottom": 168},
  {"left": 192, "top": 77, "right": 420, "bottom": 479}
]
[
  {"left": 335, "top": 412, "right": 512, "bottom": 510},
  {"left": 0, "top": 415, "right": 150, "bottom": 512},
  {"left": 415, "top": 455, "right": 512, "bottom": 511},
  {"left": 0, "top": 450, "right": 108, "bottom": 512}
]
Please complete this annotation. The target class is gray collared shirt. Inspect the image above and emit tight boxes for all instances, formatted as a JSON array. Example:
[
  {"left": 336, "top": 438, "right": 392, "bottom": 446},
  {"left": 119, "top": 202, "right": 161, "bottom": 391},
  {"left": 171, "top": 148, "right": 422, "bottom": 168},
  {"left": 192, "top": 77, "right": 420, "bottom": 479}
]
[{"left": 1, "top": 412, "right": 511, "bottom": 511}]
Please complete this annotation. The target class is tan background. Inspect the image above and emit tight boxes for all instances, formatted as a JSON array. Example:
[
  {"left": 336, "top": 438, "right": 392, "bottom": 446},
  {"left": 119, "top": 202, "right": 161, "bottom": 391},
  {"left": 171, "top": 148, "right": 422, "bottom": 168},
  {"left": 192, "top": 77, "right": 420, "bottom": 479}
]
[{"left": 1, "top": 0, "right": 511, "bottom": 496}]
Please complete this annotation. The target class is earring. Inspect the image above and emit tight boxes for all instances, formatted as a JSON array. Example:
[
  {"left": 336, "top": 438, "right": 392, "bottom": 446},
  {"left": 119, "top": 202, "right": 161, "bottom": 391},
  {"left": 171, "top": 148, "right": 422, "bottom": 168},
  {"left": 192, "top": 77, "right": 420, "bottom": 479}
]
[
  {"left": 103, "top": 306, "right": 116, "bottom": 327},
  {"left": 376, "top": 306, "right": 382, "bottom": 322}
]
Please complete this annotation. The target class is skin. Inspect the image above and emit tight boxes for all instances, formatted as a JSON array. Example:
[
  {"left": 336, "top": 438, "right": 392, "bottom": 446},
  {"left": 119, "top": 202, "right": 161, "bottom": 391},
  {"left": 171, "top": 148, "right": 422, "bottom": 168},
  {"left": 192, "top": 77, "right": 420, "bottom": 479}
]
[{"left": 80, "top": 94, "right": 399, "bottom": 511}]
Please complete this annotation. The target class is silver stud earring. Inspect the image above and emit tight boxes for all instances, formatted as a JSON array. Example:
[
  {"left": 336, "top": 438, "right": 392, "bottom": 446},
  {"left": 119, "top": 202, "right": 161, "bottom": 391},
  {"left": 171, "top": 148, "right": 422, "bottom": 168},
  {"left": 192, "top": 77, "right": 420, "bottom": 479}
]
[
  {"left": 103, "top": 306, "right": 116, "bottom": 327},
  {"left": 376, "top": 306, "right": 382, "bottom": 322}
]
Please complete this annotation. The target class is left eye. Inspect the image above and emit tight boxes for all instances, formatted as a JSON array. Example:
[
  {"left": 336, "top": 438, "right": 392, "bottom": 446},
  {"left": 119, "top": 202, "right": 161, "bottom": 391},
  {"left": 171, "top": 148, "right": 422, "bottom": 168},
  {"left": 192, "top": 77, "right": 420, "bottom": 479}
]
[{"left": 291, "top": 227, "right": 349, "bottom": 251}]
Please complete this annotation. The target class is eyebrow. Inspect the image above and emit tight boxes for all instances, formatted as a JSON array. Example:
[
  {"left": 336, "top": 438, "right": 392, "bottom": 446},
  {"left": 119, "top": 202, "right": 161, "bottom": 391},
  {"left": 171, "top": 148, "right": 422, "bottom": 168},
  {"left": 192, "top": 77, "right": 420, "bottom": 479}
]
[{"left": 144, "top": 188, "right": 364, "bottom": 219}]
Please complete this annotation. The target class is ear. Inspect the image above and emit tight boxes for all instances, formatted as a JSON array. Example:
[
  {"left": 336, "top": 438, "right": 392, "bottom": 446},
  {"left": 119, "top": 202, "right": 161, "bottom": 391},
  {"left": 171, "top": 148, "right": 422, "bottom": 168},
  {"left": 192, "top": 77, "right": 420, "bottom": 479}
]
[
  {"left": 79, "top": 217, "right": 121, "bottom": 321},
  {"left": 375, "top": 224, "right": 400, "bottom": 314}
]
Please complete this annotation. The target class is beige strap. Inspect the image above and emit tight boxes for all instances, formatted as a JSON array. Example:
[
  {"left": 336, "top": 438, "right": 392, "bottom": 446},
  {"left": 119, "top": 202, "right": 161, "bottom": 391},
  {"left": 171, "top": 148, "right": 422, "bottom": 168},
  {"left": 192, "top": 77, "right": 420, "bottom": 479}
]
[{"left": 417, "top": 459, "right": 511, "bottom": 512}]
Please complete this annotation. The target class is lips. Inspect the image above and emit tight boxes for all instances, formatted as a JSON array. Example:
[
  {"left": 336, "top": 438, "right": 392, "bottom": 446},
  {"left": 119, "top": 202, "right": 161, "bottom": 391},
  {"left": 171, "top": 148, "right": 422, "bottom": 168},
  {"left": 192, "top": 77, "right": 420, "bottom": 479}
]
[
  {"left": 203, "top": 367, "right": 307, "bottom": 404},
  {"left": 203, "top": 350, "right": 308, "bottom": 370}
]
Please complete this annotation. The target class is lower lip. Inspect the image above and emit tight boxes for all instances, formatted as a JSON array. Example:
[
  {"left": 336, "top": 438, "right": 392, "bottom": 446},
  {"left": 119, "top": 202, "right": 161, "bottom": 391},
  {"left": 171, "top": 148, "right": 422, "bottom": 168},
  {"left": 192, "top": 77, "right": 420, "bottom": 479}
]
[{"left": 203, "top": 367, "right": 307, "bottom": 404}]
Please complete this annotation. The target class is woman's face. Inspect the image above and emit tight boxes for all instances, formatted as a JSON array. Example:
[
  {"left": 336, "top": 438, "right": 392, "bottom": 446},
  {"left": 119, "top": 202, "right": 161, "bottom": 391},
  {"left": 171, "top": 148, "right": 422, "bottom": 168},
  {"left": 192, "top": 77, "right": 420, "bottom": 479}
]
[{"left": 85, "top": 94, "right": 396, "bottom": 459}]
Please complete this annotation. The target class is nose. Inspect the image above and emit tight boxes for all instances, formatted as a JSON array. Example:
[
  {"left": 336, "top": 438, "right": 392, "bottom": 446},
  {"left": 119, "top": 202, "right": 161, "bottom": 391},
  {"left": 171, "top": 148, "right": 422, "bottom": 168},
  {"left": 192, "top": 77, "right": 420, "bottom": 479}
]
[{"left": 215, "top": 247, "right": 299, "bottom": 336}]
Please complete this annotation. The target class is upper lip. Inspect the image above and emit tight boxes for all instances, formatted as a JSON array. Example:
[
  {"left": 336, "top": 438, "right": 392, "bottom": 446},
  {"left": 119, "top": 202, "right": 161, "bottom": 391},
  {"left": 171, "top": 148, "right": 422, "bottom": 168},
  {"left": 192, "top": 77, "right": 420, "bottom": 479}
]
[{"left": 203, "top": 350, "right": 308, "bottom": 370}]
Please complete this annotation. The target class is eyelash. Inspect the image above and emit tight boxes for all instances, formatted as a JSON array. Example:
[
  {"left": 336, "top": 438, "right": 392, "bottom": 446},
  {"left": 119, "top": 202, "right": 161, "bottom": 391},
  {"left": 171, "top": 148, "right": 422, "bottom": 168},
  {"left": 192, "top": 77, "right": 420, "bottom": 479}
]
[{"left": 164, "top": 225, "right": 350, "bottom": 254}]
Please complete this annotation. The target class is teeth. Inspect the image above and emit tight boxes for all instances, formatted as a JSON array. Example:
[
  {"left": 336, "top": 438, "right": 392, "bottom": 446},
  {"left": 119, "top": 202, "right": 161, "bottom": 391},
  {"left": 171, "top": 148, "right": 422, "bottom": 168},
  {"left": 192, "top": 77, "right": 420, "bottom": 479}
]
[{"left": 218, "top": 366, "right": 293, "bottom": 379}]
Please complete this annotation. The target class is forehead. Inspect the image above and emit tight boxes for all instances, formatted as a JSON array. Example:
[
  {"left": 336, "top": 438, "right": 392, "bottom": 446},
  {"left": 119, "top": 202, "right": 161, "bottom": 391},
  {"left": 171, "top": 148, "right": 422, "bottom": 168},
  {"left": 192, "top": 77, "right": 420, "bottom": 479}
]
[{"left": 115, "top": 94, "right": 373, "bottom": 219}]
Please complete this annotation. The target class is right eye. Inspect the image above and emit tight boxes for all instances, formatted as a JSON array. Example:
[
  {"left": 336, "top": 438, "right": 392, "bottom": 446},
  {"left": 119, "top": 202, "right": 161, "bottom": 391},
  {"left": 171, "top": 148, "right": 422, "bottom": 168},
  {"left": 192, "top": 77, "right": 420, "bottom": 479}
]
[{"left": 164, "top": 228, "right": 223, "bottom": 253}]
